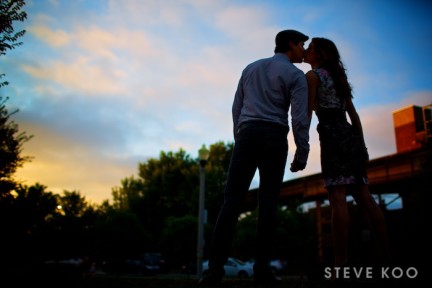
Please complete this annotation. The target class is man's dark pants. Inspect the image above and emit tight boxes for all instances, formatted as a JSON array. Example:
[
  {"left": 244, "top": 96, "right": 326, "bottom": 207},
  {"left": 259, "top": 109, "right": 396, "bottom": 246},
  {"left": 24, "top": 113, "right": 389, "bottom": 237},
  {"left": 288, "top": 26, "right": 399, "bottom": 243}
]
[{"left": 208, "top": 121, "right": 288, "bottom": 275}]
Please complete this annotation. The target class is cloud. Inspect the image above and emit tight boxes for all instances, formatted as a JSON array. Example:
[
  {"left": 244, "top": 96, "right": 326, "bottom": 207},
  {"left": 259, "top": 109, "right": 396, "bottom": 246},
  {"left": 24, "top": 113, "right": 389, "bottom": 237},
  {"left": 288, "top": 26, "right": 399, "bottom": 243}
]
[
  {"left": 22, "top": 58, "right": 127, "bottom": 96},
  {"left": 29, "top": 25, "right": 70, "bottom": 47},
  {"left": 7, "top": 0, "right": 432, "bottom": 205},
  {"left": 15, "top": 121, "right": 138, "bottom": 204}
]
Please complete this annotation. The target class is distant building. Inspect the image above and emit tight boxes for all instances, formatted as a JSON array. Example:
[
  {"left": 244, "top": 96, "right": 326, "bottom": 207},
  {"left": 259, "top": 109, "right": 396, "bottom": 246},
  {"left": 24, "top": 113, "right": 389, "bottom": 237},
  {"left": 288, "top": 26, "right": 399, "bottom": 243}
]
[{"left": 393, "top": 104, "right": 432, "bottom": 153}]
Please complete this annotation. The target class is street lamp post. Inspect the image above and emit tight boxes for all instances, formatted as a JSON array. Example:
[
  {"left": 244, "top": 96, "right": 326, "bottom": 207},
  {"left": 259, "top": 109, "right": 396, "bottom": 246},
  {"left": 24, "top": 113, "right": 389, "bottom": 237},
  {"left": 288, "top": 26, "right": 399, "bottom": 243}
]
[{"left": 197, "top": 144, "right": 209, "bottom": 278}]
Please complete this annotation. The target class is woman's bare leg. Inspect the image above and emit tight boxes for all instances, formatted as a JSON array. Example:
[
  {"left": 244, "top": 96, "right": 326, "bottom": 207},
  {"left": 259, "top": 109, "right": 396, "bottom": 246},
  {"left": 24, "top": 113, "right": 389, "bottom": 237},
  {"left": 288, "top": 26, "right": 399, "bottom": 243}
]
[
  {"left": 351, "top": 185, "right": 390, "bottom": 265},
  {"left": 328, "top": 185, "right": 350, "bottom": 267}
]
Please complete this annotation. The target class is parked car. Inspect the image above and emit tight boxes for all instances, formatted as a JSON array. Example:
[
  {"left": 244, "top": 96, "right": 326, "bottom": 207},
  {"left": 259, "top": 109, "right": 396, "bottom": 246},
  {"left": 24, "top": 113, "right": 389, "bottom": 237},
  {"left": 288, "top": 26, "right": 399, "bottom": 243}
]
[
  {"left": 270, "top": 259, "right": 287, "bottom": 274},
  {"left": 129, "top": 257, "right": 161, "bottom": 275},
  {"left": 202, "top": 257, "right": 253, "bottom": 278},
  {"left": 44, "top": 256, "right": 96, "bottom": 279},
  {"left": 246, "top": 258, "right": 287, "bottom": 274},
  {"left": 143, "top": 252, "right": 166, "bottom": 272},
  {"left": 102, "top": 253, "right": 165, "bottom": 276}
]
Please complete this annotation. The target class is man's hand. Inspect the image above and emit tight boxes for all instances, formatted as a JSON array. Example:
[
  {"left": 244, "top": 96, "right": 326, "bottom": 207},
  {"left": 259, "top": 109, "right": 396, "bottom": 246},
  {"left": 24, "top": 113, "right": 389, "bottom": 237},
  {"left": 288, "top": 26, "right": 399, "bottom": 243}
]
[{"left": 290, "top": 159, "right": 306, "bottom": 172}]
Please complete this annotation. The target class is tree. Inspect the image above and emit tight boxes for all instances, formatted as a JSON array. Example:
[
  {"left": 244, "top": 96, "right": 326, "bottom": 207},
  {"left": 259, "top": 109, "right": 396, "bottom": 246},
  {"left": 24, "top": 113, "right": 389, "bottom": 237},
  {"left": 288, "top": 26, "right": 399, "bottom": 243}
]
[
  {"left": 161, "top": 215, "right": 198, "bottom": 270},
  {"left": 0, "top": 183, "right": 58, "bottom": 270},
  {"left": 135, "top": 149, "right": 199, "bottom": 242},
  {"left": 0, "top": 0, "right": 29, "bottom": 195},
  {"left": 94, "top": 209, "right": 153, "bottom": 265},
  {"left": 59, "top": 190, "right": 90, "bottom": 217},
  {"left": 109, "top": 142, "right": 233, "bottom": 262},
  {"left": 1, "top": 0, "right": 26, "bottom": 87},
  {"left": 0, "top": 97, "right": 32, "bottom": 194},
  {"left": 202, "top": 141, "right": 233, "bottom": 225},
  {"left": 0, "top": 0, "right": 26, "bottom": 56},
  {"left": 232, "top": 206, "right": 315, "bottom": 271},
  {"left": 111, "top": 175, "right": 145, "bottom": 211}
]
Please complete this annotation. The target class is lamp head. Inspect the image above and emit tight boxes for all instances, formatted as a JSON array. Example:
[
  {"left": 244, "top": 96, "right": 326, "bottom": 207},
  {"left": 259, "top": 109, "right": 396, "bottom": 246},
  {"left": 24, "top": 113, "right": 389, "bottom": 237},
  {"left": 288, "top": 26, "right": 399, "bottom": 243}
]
[{"left": 198, "top": 144, "right": 210, "bottom": 166}]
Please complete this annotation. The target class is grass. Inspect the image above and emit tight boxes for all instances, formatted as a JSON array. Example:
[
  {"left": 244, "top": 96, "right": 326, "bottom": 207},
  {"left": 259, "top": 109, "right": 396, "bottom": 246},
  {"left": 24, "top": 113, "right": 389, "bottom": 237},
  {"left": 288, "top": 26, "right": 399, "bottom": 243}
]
[
  {"left": 3, "top": 267, "right": 418, "bottom": 288},
  {"left": 13, "top": 274, "right": 408, "bottom": 288},
  {"left": 47, "top": 275, "right": 330, "bottom": 288}
]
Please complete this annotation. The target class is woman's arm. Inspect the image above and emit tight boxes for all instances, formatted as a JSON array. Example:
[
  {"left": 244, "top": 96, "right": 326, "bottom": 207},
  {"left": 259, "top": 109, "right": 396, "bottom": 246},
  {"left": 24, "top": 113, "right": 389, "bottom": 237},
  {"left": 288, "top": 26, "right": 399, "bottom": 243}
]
[
  {"left": 306, "top": 70, "right": 319, "bottom": 119},
  {"left": 346, "top": 97, "right": 369, "bottom": 161},
  {"left": 345, "top": 97, "right": 367, "bottom": 147}
]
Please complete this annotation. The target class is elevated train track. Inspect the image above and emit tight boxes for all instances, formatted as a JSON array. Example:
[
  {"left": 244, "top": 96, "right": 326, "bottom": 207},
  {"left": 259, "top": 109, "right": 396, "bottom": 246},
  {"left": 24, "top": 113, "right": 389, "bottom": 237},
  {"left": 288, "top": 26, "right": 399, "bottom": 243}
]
[
  {"left": 246, "top": 146, "right": 430, "bottom": 209},
  {"left": 245, "top": 104, "right": 431, "bottom": 265},
  {"left": 246, "top": 104, "right": 431, "bottom": 209}
]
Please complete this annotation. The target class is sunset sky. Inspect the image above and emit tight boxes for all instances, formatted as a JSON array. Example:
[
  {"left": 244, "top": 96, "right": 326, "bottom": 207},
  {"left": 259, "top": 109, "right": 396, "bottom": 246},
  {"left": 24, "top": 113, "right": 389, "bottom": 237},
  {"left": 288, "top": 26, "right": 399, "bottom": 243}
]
[{"left": 1, "top": 0, "right": 431, "bottom": 204}]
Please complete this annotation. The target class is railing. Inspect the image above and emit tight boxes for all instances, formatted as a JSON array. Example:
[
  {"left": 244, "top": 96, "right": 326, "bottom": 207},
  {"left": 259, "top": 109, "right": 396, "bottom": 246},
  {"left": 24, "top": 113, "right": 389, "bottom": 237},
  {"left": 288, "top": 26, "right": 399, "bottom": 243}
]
[
  {"left": 367, "top": 149, "right": 426, "bottom": 185},
  {"left": 250, "top": 147, "right": 431, "bottom": 205}
]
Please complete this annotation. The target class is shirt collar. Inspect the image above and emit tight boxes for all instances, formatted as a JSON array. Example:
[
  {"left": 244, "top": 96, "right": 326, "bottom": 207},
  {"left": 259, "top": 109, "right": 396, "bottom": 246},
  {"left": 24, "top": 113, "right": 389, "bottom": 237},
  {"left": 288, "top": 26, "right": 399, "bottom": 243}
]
[{"left": 273, "top": 52, "right": 292, "bottom": 63}]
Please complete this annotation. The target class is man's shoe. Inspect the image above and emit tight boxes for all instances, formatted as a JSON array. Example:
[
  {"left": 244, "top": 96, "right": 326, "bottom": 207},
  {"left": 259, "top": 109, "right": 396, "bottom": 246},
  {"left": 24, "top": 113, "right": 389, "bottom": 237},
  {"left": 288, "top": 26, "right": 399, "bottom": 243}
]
[{"left": 198, "top": 272, "right": 223, "bottom": 287}]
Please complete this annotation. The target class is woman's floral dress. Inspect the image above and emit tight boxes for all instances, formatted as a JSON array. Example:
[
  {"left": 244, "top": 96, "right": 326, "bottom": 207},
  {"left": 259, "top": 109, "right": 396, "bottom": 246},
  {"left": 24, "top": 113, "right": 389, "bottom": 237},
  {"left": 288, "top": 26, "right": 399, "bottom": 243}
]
[{"left": 312, "top": 68, "right": 368, "bottom": 188}]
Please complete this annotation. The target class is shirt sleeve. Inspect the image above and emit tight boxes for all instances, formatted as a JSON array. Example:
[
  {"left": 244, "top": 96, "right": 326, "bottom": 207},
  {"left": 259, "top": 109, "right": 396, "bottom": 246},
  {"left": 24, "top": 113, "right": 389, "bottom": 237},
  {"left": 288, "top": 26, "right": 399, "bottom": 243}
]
[
  {"left": 290, "top": 71, "right": 311, "bottom": 166},
  {"left": 232, "top": 73, "right": 244, "bottom": 140}
]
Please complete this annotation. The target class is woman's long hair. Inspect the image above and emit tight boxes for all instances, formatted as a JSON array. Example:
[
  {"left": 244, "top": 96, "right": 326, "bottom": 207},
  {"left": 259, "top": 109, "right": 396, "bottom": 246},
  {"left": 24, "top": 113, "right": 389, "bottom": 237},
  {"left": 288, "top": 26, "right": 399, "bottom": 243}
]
[{"left": 312, "top": 37, "right": 353, "bottom": 99}]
